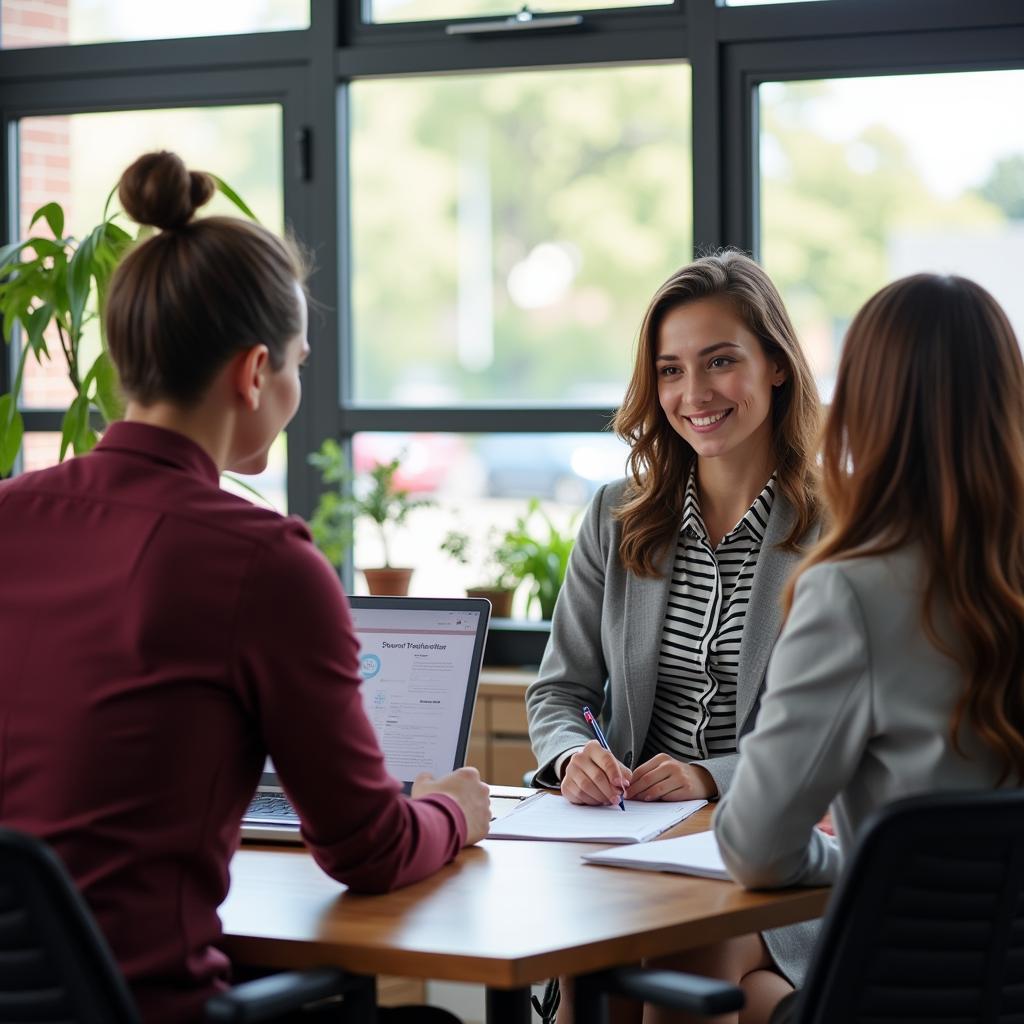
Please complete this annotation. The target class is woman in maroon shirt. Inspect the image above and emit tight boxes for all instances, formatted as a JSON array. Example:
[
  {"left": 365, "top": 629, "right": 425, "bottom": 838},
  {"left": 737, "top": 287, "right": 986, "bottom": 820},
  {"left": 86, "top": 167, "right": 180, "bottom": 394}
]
[{"left": 0, "top": 150, "right": 488, "bottom": 1024}]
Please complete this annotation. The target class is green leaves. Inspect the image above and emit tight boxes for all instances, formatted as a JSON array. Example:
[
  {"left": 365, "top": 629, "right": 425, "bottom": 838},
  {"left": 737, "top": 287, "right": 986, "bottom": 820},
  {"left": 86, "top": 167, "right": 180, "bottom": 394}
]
[
  {"left": 1, "top": 173, "right": 257, "bottom": 473},
  {"left": 307, "top": 439, "right": 435, "bottom": 570},
  {"left": 89, "top": 351, "right": 123, "bottom": 424},
  {"left": 59, "top": 392, "right": 97, "bottom": 462},
  {"left": 211, "top": 174, "right": 260, "bottom": 222},
  {"left": 497, "top": 499, "right": 579, "bottom": 620},
  {"left": 29, "top": 202, "right": 65, "bottom": 241},
  {"left": 0, "top": 394, "right": 24, "bottom": 477}
]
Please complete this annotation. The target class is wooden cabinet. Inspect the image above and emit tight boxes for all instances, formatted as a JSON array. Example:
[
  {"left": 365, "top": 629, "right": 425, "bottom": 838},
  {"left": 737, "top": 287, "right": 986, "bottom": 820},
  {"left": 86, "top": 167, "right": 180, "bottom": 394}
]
[{"left": 465, "top": 668, "right": 535, "bottom": 786}]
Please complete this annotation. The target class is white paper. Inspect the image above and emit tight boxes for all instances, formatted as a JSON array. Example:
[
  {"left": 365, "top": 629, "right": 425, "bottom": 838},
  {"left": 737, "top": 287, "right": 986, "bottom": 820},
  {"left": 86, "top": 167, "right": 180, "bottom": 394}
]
[
  {"left": 487, "top": 792, "right": 707, "bottom": 843},
  {"left": 582, "top": 829, "right": 729, "bottom": 878}
]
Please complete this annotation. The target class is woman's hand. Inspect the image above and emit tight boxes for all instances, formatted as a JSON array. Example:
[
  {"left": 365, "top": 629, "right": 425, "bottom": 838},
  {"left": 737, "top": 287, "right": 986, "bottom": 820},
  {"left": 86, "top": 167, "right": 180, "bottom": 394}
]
[
  {"left": 627, "top": 754, "right": 718, "bottom": 801},
  {"left": 562, "top": 740, "right": 632, "bottom": 806}
]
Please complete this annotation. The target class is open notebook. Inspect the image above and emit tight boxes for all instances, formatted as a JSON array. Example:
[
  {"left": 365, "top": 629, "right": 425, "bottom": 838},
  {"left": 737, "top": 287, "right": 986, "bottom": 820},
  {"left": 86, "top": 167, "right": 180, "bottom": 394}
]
[
  {"left": 488, "top": 792, "right": 707, "bottom": 843},
  {"left": 582, "top": 829, "right": 729, "bottom": 878}
]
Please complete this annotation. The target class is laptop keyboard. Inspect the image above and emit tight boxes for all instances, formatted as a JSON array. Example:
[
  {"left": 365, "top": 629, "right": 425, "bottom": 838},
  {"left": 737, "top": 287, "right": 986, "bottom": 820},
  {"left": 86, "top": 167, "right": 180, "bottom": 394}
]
[{"left": 246, "top": 791, "right": 299, "bottom": 824}]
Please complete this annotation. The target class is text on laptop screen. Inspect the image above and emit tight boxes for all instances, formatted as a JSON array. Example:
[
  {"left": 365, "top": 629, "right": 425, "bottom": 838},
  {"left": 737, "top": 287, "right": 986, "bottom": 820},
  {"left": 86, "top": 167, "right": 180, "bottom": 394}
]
[{"left": 350, "top": 606, "right": 481, "bottom": 782}]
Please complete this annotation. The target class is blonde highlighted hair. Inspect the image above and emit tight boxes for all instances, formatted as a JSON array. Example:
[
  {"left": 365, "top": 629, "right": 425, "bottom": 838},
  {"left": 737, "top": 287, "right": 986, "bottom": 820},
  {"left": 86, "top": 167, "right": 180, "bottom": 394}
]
[{"left": 613, "top": 251, "right": 821, "bottom": 576}]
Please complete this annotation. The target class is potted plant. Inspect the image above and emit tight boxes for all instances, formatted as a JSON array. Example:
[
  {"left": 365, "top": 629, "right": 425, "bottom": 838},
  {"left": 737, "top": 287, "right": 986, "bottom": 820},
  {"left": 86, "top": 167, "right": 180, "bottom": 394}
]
[
  {"left": 443, "top": 500, "right": 579, "bottom": 620},
  {"left": 440, "top": 527, "right": 520, "bottom": 618},
  {"left": 0, "top": 181, "right": 259, "bottom": 475},
  {"left": 499, "top": 499, "right": 579, "bottom": 620},
  {"left": 308, "top": 438, "right": 433, "bottom": 595}
]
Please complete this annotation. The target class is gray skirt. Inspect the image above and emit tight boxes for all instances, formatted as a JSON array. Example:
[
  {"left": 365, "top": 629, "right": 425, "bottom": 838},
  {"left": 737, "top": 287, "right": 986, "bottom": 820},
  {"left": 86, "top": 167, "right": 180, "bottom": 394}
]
[{"left": 763, "top": 919, "right": 820, "bottom": 988}]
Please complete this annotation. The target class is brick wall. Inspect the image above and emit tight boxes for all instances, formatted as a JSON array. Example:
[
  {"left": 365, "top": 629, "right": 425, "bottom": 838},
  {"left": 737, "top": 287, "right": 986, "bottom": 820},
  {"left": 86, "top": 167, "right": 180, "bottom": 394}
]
[
  {"left": 2, "top": 0, "right": 69, "bottom": 48},
  {"left": 4, "top": 2, "right": 78, "bottom": 426}
]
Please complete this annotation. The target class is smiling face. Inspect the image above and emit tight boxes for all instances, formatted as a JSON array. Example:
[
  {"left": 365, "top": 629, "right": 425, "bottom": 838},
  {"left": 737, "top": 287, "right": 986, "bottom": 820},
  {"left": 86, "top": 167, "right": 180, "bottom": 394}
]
[{"left": 655, "top": 296, "right": 785, "bottom": 467}]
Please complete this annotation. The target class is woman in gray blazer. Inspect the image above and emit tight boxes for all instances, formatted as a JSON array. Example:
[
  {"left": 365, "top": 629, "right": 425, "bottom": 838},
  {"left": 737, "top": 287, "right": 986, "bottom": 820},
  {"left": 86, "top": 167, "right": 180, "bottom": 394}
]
[
  {"left": 715, "top": 273, "right": 1024, "bottom": 1020},
  {"left": 527, "top": 251, "right": 822, "bottom": 1023}
]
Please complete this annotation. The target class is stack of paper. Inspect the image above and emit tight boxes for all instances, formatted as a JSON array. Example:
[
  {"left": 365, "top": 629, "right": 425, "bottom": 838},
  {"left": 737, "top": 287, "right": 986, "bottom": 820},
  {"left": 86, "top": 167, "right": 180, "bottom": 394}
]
[
  {"left": 582, "top": 829, "right": 729, "bottom": 878},
  {"left": 487, "top": 792, "right": 707, "bottom": 844}
]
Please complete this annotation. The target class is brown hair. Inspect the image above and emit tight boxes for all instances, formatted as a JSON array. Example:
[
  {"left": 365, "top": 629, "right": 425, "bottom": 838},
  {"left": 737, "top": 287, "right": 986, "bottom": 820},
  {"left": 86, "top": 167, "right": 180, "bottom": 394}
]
[
  {"left": 106, "top": 150, "right": 308, "bottom": 406},
  {"left": 613, "top": 251, "right": 821, "bottom": 576},
  {"left": 788, "top": 273, "right": 1024, "bottom": 783}
]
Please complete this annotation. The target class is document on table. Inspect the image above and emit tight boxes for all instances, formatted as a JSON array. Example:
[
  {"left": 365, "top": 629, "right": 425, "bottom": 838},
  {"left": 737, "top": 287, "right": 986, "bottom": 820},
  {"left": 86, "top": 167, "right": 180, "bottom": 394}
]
[
  {"left": 582, "top": 829, "right": 729, "bottom": 878},
  {"left": 487, "top": 792, "right": 707, "bottom": 843}
]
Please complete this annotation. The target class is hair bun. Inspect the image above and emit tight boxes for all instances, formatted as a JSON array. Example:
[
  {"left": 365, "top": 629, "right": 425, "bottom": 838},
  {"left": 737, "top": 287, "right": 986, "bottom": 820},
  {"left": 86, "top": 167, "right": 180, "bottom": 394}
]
[{"left": 118, "top": 151, "right": 215, "bottom": 231}]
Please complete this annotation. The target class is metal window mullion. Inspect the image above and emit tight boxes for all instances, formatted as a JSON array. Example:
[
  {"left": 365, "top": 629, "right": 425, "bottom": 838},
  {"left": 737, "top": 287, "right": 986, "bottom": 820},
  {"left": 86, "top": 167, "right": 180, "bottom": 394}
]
[
  {"left": 715, "top": 0, "right": 1024, "bottom": 46},
  {"left": 336, "top": 25, "right": 687, "bottom": 78},
  {"left": 337, "top": 407, "right": 618, "bottom": 435},
  {"left": 0, "top": 30, "right": 310, "bottom": 85}
]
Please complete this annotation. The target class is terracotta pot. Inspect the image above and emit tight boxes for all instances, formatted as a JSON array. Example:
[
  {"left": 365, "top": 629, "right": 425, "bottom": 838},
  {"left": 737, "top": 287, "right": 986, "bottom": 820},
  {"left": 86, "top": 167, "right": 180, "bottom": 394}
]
[
  {"left": 362, "top": 567, "right": 413, "bottom": 596},
  {"left": 465, "top": 586, "right": 515, "bottom": 618}
]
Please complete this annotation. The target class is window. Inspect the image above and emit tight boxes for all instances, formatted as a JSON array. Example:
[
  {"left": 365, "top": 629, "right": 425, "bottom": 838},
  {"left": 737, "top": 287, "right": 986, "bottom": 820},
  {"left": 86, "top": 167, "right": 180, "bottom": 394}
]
[
  {"left": 349, "top": 431, "right": 627, "bottom": 614},
  {"left": 14, "top": 103, "right": 287, "bottom": 510},
  {"left": 350, "top": 65, "right": 691, "bottom": 407},
  {"left": 1, "top": 0, "right": 308, "bottom": 48},
  {"left": 759, "top": 71, "right": 1024, "bottom": 399},
  {"left": 5, "top": 0, "right": 1023, "bottom": 636}
]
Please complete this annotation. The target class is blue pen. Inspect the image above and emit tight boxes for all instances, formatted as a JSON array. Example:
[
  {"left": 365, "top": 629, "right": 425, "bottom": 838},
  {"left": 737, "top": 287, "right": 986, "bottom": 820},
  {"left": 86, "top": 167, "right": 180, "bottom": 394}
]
[{"left": 582, "top": 705, "right": 626, "bottom": 811}]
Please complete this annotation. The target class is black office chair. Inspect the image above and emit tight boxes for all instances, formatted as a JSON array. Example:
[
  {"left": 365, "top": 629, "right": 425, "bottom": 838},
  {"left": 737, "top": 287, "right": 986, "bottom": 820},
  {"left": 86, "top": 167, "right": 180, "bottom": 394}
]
[
  {"left": 572, "top": 788, "right": 1024, "bottom": 1024},
  {"left": 0, "top": 826, "right": 374, "bottom": 1023}
]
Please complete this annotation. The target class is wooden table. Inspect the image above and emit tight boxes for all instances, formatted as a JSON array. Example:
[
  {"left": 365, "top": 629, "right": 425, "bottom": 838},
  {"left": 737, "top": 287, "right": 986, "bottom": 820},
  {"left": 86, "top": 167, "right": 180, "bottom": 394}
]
[{"left": 222, "top": 799, "right": 829, "bottom": 1023}]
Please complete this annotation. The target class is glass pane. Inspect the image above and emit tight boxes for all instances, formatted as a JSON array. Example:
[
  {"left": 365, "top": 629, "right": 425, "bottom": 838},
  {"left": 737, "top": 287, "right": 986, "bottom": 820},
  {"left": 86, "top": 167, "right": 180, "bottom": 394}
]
[
  {"left": 20, "top": 431, "right": 287, "bottom": 512},
  {"left": 370, "top": 1, "right": 670, "bottom": 23},
  {"left": 351, "top": 65, "right": 691, "bottom": 405},
  {"left": 759, "top": 71, "right": 1024, "bottom": 400},
  {"left": 17, "top": 104, "right": 283, "bottom": 412},
  {"left": 21, "top": 431, "right": 61, "bottom": 473},
  {"left": 1, "top": 0, "right": 308, "bottom": 48},
  {"left": 330, "top": 432, "right": 627, "bottom": 615}
]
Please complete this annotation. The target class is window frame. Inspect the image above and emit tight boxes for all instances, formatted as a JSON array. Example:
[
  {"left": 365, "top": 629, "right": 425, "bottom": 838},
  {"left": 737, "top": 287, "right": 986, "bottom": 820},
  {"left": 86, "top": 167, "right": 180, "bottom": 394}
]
[{"left": 2, "top": 0, "right": 1024, "bottom": 658}]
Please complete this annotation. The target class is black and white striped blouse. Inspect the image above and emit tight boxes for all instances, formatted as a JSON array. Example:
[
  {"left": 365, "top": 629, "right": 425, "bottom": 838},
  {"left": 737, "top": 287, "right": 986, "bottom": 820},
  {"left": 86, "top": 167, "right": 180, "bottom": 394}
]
[{"left": 642, "top": 470, "right": 775, "bottom": 763}]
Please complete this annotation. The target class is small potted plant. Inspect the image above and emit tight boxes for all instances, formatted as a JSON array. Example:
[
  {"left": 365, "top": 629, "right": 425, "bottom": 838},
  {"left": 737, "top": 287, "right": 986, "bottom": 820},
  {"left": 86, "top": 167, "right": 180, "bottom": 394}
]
[
  {"left": 308, "top": 438, "right": 433, "bottom": 595},
  {"left": 499, "top": 499, "right": 579, "bottom": 620},
  {"left": 443, "top": 500, "right": 579, "bottom": 620},
  {"left": 440, "top": 527, "right": 520, "bottom": 618}
]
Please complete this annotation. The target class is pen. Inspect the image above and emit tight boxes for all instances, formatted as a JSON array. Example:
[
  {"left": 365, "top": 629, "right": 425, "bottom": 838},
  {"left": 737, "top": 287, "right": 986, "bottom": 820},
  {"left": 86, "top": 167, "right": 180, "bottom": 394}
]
[{"left": 582, "top": 705, "right": 626, "bottom": 811}]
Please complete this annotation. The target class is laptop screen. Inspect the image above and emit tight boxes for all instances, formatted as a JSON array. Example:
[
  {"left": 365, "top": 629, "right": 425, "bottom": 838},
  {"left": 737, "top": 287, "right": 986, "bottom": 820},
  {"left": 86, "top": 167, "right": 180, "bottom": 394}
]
[
  {"left": 350, "top": 599, "right": 487, "bottom": 783},
  {"left": 261, "top": 596, "right": 490, "bottom": 790}
]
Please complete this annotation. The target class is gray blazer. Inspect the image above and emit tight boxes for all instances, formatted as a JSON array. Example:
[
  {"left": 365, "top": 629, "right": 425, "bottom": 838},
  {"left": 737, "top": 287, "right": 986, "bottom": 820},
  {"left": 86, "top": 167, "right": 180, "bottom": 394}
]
[
  {"left": 715, "top": 547, "right": 1007, "bottom": 892},
  {"left": 527, "top": 477, "right": 817, "bottom": 794},
  {"left": 526, "top": 477, "right": 821, "bottom": 986}
]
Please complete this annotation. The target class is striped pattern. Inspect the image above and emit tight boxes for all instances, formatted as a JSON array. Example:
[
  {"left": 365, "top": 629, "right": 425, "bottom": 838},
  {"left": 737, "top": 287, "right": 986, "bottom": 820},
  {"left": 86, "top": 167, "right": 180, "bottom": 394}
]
[{"left": 642, "top": 471, "right": 775, "bottom": 762}]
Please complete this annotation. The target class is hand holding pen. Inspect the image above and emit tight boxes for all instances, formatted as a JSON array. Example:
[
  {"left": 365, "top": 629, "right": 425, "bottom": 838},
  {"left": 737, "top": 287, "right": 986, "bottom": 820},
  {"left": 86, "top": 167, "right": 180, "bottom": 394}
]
[{"left": 569, "top": 705, "right": 627, "bottom": 811}]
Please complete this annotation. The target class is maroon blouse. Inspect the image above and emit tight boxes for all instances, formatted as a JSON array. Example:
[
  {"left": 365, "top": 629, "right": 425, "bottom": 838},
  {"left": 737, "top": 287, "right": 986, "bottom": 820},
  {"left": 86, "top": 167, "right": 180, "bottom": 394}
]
[{"left": 0, "top": 422, "right": 466, "bottom": 1024}]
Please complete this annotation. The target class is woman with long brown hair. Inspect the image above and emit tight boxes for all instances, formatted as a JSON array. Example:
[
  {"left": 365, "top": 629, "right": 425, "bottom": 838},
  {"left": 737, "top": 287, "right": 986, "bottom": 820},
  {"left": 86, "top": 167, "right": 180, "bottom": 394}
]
[
  {"left": 526, "top": 250, "right": 822, "bottom": 1022},
  {"left": 716, "top": 272, "right": 1024, "bottom": 1016}
]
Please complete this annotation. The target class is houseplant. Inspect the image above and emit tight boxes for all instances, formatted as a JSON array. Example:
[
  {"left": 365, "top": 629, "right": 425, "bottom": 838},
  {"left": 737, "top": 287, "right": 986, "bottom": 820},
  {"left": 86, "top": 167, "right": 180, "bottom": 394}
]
[
  {"left": 440, "top": 527, "right": 521, "bottom": 618},
  {"left": 443, "top": 500, "right": 579, "bottom": 620},
  {"left": 500, "top": 499, "right": 579, "bottom": 620},
  {"left": 308, "top": 437, "right": 434, "bottom": 595},
  {"left": 0, "top": 179, "right": 258, "bottom": 476}
]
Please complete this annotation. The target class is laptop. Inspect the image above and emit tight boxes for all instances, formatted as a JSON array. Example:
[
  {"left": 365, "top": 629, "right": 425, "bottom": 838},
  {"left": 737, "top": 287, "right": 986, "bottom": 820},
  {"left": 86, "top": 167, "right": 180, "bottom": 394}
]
[{"left": 241, "top": 595, "right": 491, "bottom": 842}]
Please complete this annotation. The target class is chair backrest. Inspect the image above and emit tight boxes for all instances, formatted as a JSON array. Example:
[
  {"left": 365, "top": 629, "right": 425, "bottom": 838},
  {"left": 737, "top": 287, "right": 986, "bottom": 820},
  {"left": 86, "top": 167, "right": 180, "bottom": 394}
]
[
  {"left": 796, "top": 789, "right": 1024, "bottom": 1024},
  {"left": 0, "top": 827, "right": 140, "bottom": 1024}
]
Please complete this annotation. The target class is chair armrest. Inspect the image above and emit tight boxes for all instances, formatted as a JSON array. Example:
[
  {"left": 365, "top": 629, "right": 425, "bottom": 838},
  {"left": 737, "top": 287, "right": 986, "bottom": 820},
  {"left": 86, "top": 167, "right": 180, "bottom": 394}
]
[
  {"left": 596, "top": 967, "right": 744, "bottom": 1016},
  {"left": 206, "top": 967, "right": 372, "bottom": 1023}
]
